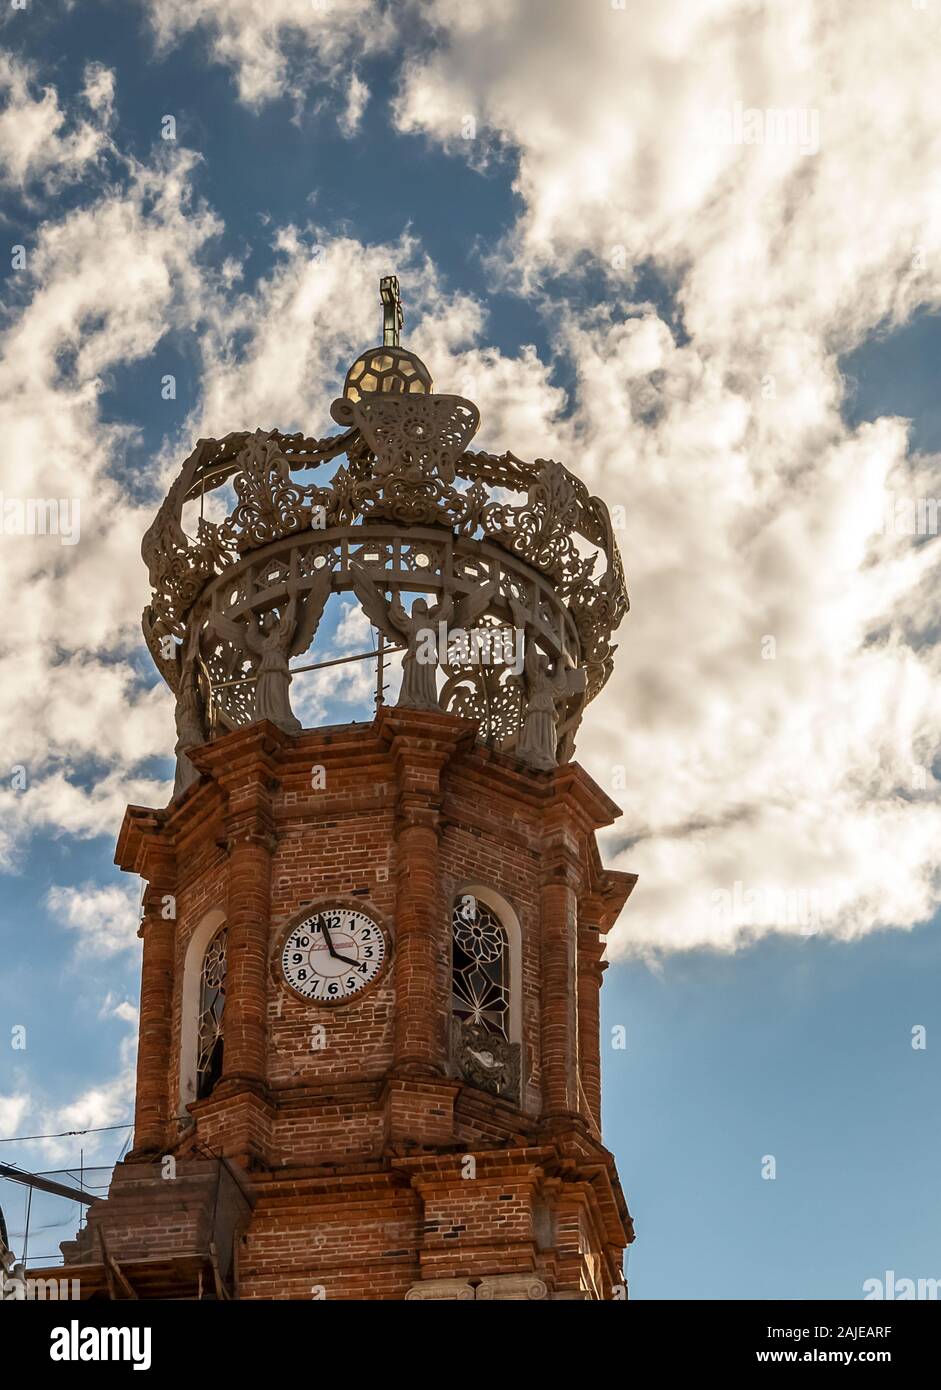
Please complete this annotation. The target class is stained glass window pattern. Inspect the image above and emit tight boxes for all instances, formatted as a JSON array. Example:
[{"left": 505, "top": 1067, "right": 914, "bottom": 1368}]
[
  {"left": 451, "top": 896, "right": 509, "bottom": 1040},
  {"left": 196, "top": 926, "right": 226, "bottom": 1100}
]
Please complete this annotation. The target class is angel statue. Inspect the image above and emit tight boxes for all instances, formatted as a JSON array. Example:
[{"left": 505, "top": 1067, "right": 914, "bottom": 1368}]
[
  {"left": 173, "top": 621, "right": 207, "bottom": 797},
  {"left": 516, "top": 644, "right": 586, "bottom": 772},
  {"left": 208, "top": 566, "right": 332, "bottom": 735},
  {"left": 349, "top": 561, "right": 496, "bottom": 711},
  {"left": 141, "top": 606, "right": 208, "bottom": 800}
]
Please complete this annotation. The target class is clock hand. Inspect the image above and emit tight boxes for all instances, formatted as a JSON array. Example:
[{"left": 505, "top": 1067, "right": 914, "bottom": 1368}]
[
  {"left": 320, "top": 920, "right": 361, "bottom": 970},
  {"left": 319, "top": 919, "right": 339, "bottom": 954}
]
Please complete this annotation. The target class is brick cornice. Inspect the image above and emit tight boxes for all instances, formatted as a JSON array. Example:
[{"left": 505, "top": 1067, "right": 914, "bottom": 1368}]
[
  {"left": 114, "top": 806, "right": 176, "bottom": 882},
  {"left": 116, "top": 719, "right": 630, "bottom": 866},
  {"left": 223, "top": 819, "right": 278, "bottom": 853},
  {"left": 378, "top": 1074, "right": 461, "bottom": 1106},
  {"left": 547, "top": 761, "right": 625, "bottom": 826},
  {"left": 376, "top": 706, "right": 478, "bottom": 833},
  {"left": 577, "top": 921, "right": 606, "bottom": 966},
  {"left": 386, "top": 1132, "right": 632, "bottom": 1253},
  {"left": 187, "top": 719, "right": 290, "bottom": 786},
  {"left": 441, "top": 751, "right": 624, "bottom": 828},
  {"left": 394, "top": 790, "right": 442, "bottom": 836},
  {"left": 156, "top": 778, "right": 225, "bottom": 860},
  {"left": 376, "top": 704, "right": 478, "bottom": 752},
  {"left": 190, "top": 721, "right": 288, "bottom": 847},
  {"left": 580, "top": 877, "right": 637, "bottom": 935},
  {"left": 207, "top": 1075, "right": 273, "bottom": 1108},
  {"left": 389, "top": 1146, "right": 557, "bottom": 1180},
  {"left": 408, "top": 1165, "right": 545, "bottom": 1198},
  {"left": 539, "top": 839, "right": 584, "bottom": 889},
  {"left": 115, "top": 723, "right": 293, "bottom": 874}
]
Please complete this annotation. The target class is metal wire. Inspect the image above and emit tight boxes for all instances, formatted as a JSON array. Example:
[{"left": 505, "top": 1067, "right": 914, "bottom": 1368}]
[{"left": 0, "top": 1122, "right": 132, "bottom": 1145}]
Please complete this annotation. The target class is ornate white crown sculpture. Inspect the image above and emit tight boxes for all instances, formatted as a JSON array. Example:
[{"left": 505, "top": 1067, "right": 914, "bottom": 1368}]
[{"left": 141, "top": 282, "right": 628, "bottom": 798}]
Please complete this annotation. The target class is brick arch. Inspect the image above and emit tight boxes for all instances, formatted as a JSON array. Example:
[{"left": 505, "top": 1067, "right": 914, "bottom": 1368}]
[
  {"left": 450, "top": 882, "right": 522, "bottom": 1047},
  {"left": 178, "top": 906, "right": 226, "bottom": 1117}
]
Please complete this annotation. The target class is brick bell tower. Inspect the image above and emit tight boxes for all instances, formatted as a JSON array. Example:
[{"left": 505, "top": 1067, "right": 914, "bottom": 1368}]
[{"left": 53, "top": 279, "right": 636, "bottom": 1301}]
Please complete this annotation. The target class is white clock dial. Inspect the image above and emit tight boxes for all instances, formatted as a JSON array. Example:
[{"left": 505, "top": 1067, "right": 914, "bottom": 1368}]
[{"left": 281, "top": 908, "right": 387, "bottom": 1003}]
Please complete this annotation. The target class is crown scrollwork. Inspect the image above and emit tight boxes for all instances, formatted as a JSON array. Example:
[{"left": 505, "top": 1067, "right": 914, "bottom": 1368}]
[{"left": 141, "top": 344, "right": 628, "bottom": 796}]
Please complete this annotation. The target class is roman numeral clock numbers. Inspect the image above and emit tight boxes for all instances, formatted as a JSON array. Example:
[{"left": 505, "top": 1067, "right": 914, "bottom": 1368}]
[{"left": 280, "top": 908, "right": 387, "bottom": 1004}]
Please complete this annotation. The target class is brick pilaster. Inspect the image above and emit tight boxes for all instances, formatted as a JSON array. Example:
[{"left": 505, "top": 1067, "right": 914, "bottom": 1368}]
[
  {"left": 539, "top": 840, "right": 581, "bottom": 1120},
  {"left": 576, "top": 901, "right": 606, "bottom": 1133},
  {"left": 380, "top": 708, "right": 475, "bottom": 1080},
  {"left": 392, "top": 814, "right": 443, "bottom": 1075},
  {"left": 220, "top": 821, "right": 275, "bottom": 1091},
  {"left": 191, "top": 723, "right": 286, "bottom": 1102},
  {"left": 130, "top": 837, "right": 176, "bottom": 1157}
]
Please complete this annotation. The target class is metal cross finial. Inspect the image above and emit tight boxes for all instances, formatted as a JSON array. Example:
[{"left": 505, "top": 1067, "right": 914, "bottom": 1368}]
[{"left": 380, "top": 275, "right": 403, "bottom": 348}]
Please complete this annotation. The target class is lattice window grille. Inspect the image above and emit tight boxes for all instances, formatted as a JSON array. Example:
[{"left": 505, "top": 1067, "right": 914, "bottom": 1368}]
[
  {"left": 196, "top": 926, "right": 227, "bottom": 1100},
  {"left": 451, "top": 897, "right": 509, "bottom": 1040}
]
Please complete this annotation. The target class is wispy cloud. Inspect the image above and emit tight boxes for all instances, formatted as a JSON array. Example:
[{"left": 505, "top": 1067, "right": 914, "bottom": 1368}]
[{"left": 46, "top": 882, "right": 141, "bottom": 957}]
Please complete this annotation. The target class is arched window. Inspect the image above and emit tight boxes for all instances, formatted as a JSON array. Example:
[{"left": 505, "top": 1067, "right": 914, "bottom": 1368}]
[
  {"left": 451, "top": 893, "right": 510, "bottom": 1039},
  {"left": 196, "top": 926, "right": 227, "bottom": 1100},
  {"left": 450, "top": 889, "right": 522, "bottom": 1103}
]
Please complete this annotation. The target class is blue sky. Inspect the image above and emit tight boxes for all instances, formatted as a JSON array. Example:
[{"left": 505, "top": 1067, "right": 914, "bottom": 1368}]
[
  {"left": 2, "top": 1, "right": 941, "bottom": 1297},
  {"left": 605, "top": 927, "right": 941, "bottom": 1298}
]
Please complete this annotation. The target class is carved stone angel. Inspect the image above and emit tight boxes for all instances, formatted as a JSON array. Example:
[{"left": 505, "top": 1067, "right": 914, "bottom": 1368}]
[
  {"left": 142, "top": 606, "right": 207, "bottom": 800},
  {"left": 349, "top": 562, "right": 495, "bottom": 711},
  {"left": 173, "top": 622, "right": 207, "bottom": 797},
  {"left": 208, "top": 567, "right": 331, "bottom": 735},
  {"left": 516, "top": 643, "right": 586, "bottom": 773}
]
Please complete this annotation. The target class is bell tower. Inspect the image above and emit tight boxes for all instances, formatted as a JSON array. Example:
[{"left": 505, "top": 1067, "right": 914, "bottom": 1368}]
[{"left": 50, "top": 284, "right": 636, "bottom": 1301}]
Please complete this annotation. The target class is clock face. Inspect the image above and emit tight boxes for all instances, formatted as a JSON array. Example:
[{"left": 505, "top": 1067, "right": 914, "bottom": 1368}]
[{"left": 281, "top": 908, "right": 387, "bottom": 1004}]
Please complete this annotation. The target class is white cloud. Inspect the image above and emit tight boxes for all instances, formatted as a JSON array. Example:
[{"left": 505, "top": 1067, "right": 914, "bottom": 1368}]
[
  {"left": 179, "top": 228, "right": 470, "bottom": 436},
  {"left": 393, "top": 0, "right": 941, "bottom": 325},
  {"left": 30, "top": 1006, "right": 137, "bottom": 1166},
  {"left": 46, "top": 882, "right": 142, "bottom": 957},
  {"left": 0, "top": 772, "right": 170, "bottom": 872},
  {"left": 0, "top": 75, "right": 222, "bottom": 864},
  {"left": 340, "top": 72, "right": 369, "bottom": 137},
  {"left": 97, "top": 994, "right": 139, "bottom": 1029},
  {"left": 81, "top": 62, "right": 116, "bottom": 120},
  {"left": 142, "top": 0, "right": 395, "bottom": 110},
  {"left": 0, "top": 53, "right": 114, "bottom": 189},
  {"left": 0, "top": 62, "right": 446, "bottom": 869},
  {"left": 334, "top": 599, "right": 371, "bottom": 653},
  {"left": 50, "top": 1068, "right": 134, "bottom": 1142},
  {"left": 0, "top": 1016, "right": 136, "bottom": 1181},
  {"left": 390, "top": 0, "right": 941, "bottom": 953},
  {"left": 0, "top": 1092, "right": 30, "bottom": 1139}
]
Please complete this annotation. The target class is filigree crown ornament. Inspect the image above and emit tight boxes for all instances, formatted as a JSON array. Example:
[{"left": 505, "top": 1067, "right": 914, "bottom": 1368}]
[{"left": 141, "top": 278, "right": 628, "bottom": 798}]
